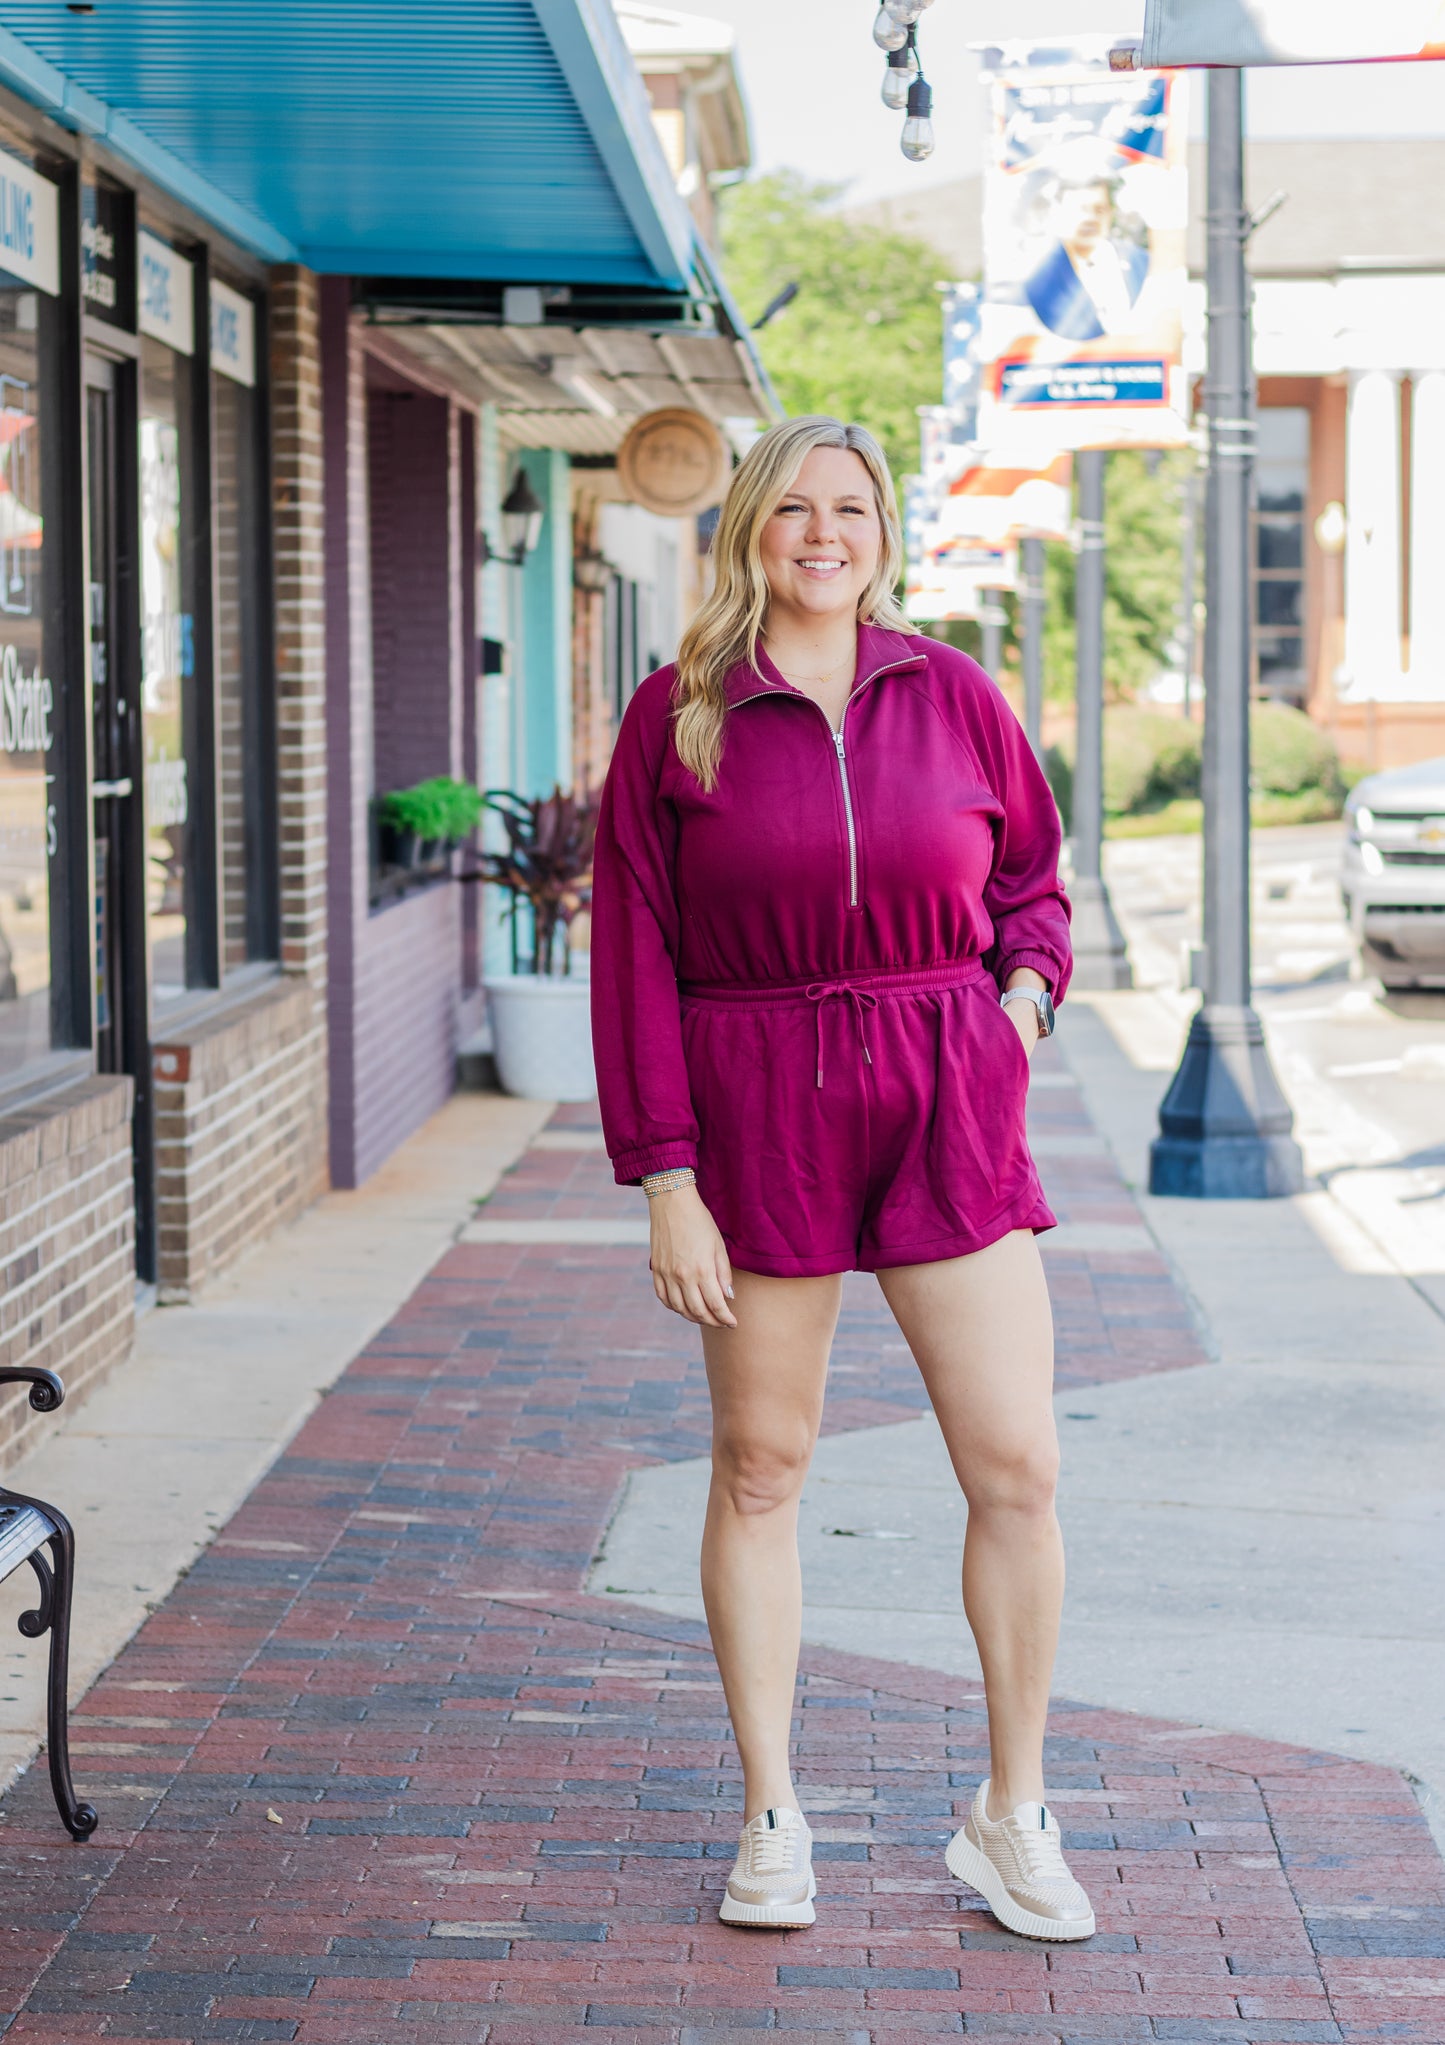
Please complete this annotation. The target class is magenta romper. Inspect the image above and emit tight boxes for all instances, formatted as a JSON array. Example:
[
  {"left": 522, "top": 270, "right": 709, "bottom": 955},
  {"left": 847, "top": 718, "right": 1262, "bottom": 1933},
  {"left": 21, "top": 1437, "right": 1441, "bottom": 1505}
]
[{"left": 589, "top": 626, "right": 1074, "bottom": 1279}]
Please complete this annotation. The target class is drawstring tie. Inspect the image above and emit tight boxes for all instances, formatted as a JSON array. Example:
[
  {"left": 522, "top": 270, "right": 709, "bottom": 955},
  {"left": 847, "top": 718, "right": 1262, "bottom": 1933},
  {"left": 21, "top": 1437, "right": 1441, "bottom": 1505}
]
[{"left": 806, "top": 981, "right": 879, "bottom": 1088}]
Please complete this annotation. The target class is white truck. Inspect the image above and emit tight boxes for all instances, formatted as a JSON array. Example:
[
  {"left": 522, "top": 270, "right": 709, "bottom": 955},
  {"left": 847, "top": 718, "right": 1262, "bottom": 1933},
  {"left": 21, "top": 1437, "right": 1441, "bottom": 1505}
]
[{"left": 1342, "top": 756, "right": 1445, "bottom": 990}]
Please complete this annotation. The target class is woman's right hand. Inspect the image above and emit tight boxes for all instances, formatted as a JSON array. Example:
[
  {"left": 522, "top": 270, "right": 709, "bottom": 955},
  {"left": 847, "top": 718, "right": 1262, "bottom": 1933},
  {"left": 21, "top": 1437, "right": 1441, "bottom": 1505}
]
[{"left": 649, "top": 1185, "right": 737, "bottom": 1328}]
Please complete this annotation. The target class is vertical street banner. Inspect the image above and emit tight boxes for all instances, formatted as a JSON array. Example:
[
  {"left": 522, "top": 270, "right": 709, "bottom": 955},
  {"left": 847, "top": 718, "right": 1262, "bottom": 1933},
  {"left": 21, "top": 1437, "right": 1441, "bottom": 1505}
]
[{"left": 975, "top": 41, "right": 1190, "bottom": 455}]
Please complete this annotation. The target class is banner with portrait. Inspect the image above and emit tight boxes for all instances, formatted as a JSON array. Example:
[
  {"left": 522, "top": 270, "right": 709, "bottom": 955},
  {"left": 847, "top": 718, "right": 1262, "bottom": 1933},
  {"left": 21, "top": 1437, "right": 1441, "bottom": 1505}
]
[{"left": 975, "top": 41, "right": 1190, "bottom": 454}]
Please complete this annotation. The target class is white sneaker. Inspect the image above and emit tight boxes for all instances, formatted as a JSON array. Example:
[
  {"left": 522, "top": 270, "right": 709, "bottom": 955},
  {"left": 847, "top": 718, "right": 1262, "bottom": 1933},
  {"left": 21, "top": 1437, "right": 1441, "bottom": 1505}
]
[
  {"left": 945, "top": 1780, "right": 1095, "bottom": 1941},
  {"left": 718, "top": 1805, "right": 816, "bottom": 1927}
]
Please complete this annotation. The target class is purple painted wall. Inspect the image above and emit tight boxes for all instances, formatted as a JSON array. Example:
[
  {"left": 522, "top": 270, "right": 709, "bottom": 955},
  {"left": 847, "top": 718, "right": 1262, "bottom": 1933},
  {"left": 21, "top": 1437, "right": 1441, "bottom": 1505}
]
[
  {"left": 322, "top": 292, "right": 476, "bottom": 1189},
  {"left": 368, "top": 381, "right": 455, "bottom": 796}
]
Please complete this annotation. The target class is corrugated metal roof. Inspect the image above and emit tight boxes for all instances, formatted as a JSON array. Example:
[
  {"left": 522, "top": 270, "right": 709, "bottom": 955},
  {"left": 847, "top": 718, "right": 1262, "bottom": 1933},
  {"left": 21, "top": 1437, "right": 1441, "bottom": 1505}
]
[
  {"left": 0, "top": 0, "right": 693, "bottom": 284},
  {"left": 388, "top": 318, "right": 770, "bottom": 449}
]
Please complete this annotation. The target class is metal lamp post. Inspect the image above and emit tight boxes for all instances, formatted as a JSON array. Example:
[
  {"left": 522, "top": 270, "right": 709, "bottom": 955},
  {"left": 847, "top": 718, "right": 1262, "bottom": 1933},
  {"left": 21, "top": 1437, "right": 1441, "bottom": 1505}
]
[
  {"left": 1069, "top": 449, "right": 1132, "bottom": 989},
  {"left": 1148, "top": 67, "right": 1303, "bottom": 1198}
]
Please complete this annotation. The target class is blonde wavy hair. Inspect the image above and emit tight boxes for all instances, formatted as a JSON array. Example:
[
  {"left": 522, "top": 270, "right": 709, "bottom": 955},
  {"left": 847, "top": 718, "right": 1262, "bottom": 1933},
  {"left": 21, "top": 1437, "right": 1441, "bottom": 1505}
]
[{"left": 672, "top": 415, "right": 907, "bottom": 790}]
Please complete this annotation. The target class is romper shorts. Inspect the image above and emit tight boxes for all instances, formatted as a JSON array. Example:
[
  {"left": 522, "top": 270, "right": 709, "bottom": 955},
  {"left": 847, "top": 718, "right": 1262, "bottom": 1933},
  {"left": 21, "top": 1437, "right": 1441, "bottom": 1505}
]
[{"left": 677, "top": 960, "right": 1056, "bottom": 1279}]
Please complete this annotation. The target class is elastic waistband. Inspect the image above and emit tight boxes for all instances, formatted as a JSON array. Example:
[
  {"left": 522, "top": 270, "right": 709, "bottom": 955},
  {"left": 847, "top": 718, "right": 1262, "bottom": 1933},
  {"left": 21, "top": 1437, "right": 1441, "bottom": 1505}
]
[{"left": 678, "top": 959, "right": 988, "bottom": 1008}]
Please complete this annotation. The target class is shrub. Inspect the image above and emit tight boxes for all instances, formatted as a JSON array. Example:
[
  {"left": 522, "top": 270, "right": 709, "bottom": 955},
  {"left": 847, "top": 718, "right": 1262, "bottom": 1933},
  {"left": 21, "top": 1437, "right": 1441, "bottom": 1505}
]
[
  {"left": 1041, "top": 702, "right": 1343, "bottom": 828},
  {"left": 1050, "top": 708, "right": 1201, "bottom": 821},
  {"left": 1104, "top": 708, "right": 1202, "bottom": 814},
  {"left": 1249, "top": 702, "right": 1342, "bottom": 799},
  {"left": 1043, "top": 744, "right": 1073, "bottom": 831},
  {"left": 379, "top": 776, "right": 484, "bottom": 843}
]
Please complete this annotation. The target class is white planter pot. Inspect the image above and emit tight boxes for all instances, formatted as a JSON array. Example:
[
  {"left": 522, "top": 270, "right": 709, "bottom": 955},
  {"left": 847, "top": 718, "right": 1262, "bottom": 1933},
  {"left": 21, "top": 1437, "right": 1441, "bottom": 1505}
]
[{"left": 484, "top": 973, "right": 596, "bottom": 1101}]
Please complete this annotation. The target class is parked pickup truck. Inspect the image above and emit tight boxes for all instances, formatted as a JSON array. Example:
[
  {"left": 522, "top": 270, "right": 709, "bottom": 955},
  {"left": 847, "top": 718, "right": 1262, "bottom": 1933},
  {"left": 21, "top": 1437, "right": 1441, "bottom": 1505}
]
[{"left": 1342, "top": 756, "right": 1445, "bottom": 990}]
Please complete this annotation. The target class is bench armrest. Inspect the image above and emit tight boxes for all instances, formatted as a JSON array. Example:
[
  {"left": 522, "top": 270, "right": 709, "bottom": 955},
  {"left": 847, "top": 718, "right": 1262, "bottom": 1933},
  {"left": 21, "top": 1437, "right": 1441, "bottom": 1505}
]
[{"left": 0, "top": 1367, "right": 64, "bottom": 1413}]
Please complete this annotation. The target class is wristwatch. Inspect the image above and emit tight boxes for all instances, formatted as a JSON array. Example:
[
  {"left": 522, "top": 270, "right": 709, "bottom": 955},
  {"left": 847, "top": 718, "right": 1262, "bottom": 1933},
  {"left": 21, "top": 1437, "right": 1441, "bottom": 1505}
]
[{"left": 1001, "top": 986, "right": 1056, "bottom": 1037}]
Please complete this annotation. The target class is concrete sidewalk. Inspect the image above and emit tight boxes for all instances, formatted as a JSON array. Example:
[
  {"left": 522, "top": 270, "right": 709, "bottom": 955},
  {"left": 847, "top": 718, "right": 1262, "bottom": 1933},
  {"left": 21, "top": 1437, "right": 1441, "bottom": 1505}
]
[{"left": 1, "top": 1090, "right": 550, "bottom": 1798}]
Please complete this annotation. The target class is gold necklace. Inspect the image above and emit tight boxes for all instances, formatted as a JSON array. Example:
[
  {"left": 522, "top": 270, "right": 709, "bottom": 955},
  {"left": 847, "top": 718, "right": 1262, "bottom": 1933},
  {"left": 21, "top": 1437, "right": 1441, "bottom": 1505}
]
[{"left": 769, "top": 649, "right": 853, "bottom": 687}]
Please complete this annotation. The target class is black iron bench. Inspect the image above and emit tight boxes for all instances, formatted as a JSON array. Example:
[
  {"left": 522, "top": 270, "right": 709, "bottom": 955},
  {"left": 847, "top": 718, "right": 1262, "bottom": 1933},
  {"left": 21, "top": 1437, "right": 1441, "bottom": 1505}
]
[{"left": 0, "top": 1366, "right": 97, "bottom": 1839}]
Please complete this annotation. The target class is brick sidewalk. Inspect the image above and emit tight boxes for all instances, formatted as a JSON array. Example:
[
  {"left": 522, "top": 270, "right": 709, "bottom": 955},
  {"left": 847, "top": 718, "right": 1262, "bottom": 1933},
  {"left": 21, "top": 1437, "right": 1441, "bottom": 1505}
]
[{"left": 2, "top": 1048, "right": 1441, "bottom": 2042}]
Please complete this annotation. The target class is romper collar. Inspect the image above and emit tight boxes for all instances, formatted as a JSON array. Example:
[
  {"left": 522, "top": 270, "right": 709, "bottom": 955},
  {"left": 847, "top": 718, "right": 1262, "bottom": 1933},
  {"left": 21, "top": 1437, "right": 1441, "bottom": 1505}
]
[{"left": 720, "top": 625, "right": 927, "bottom": 708}]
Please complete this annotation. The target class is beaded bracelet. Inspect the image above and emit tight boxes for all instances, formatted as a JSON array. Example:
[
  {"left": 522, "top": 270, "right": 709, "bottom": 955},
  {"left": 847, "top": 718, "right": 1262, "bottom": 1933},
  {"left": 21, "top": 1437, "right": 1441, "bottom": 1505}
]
[{"left": 642, "top": 1167, "right": 696, "bottom": 1198}]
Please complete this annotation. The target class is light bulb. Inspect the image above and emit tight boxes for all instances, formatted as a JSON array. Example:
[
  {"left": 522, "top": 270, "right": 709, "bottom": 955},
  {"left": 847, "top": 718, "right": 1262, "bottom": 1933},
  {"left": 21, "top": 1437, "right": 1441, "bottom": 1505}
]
[
  {"left": 885, "top": 0, "right": 927, "bottom": 20},
  {"left": 901, "top": 76, "right": 935, "bottom": 161},
  {"left": 872, "top": 5, "right": 907, "bottom": 51},
  {"left": 881, "top": 45, "right": 918, "bottom": 109}
]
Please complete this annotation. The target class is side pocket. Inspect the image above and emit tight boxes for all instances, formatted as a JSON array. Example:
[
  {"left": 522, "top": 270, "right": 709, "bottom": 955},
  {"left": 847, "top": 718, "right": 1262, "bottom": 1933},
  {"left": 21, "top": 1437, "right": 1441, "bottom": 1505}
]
[{"left": 979, "top": 982, "right": 1031, "bottom": 1087}]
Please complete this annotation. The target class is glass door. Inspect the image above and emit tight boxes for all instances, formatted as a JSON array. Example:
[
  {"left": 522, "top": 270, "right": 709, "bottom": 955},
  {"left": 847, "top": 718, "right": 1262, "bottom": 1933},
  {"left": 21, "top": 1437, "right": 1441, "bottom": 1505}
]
[{"left": 86, "top": 355, "right": 154, "bottom": 1281}]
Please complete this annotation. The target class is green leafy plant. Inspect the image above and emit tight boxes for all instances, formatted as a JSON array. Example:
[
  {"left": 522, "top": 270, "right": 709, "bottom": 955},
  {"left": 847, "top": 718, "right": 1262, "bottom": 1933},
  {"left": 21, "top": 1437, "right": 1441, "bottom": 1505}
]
[
  {"left": 378, "top": 776, "right": 484, "bottom": 846},
  {"left": 478, "top": 786, "right": 599, "bottom": 975}
]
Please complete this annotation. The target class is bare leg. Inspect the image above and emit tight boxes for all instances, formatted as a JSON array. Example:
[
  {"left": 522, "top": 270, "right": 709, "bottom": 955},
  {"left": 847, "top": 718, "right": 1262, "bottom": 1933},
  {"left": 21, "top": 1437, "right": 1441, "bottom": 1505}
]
[
  {"left": 699, "top": 1269, "right": 842, "bottom": 1822},
  {"left": 876, "top": 1231, "right": 1061, "bottom": 1820}
]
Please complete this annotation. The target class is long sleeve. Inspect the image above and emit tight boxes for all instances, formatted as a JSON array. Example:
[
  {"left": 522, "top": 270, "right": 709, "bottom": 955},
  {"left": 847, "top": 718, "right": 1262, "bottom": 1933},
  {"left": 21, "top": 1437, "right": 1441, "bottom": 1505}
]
[
  {"left": 589, "top": 681, "right": 700, "bottom": 1185},
  {"left": 974, "top": 674, "right": 1074, "bottom": 1003}
]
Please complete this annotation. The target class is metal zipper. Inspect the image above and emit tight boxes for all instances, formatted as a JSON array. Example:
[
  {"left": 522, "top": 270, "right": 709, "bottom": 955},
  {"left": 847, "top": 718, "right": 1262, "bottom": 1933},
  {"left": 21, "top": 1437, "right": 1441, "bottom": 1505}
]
[
  {"left": 833, "top": 729, "right": 858, "bottom": 908},
  {"left": 731, "top": 655, "right": 926, "bottom": 914}
]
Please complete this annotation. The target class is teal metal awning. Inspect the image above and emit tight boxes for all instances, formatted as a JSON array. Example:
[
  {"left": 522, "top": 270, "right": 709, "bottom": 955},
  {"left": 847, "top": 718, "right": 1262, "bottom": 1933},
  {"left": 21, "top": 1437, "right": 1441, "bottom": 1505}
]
[{"left": 0, "top": 0, "right": 696, "bottom": 290}]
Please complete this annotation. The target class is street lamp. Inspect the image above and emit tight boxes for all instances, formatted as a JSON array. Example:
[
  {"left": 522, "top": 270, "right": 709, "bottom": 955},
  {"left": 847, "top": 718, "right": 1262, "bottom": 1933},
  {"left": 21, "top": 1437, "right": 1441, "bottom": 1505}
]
[
  {"left": 480, "top": 468, "right": 545, "bottom": 568},
  {"left": 1148, "top": 68, "right": 1304, "bottom": 1199}
]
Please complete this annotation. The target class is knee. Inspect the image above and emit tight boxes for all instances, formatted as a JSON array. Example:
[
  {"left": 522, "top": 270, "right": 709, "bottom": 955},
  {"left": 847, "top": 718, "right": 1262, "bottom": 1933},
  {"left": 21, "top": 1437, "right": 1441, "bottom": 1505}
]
[
  {"left": 712, "top": 1433, "right": 812, "bottom": 1517},
  {"left": 963, "top": 1438, "right": 1060, "bottom": 1523}
]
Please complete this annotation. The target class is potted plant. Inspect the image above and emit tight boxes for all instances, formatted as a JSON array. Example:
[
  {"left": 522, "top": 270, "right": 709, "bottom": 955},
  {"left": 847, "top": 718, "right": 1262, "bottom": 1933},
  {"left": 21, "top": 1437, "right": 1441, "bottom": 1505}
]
[
  {"left": 476, "top": 785, "right": 599, "bottom": 1101},
  {"left": 377, "top": 776, "right": 484, "bottom": 871}
]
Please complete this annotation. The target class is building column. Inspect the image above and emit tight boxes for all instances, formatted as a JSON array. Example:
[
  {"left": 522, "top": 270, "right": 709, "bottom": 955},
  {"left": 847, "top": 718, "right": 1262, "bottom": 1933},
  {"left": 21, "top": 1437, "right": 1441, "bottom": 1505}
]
[
  {"left": 1343, "top": 368, "right": 1403, "bottom": 693},
  {"left": 270, "top": 267, "right": 330, "bottom": 989},
  {"left": 518, "top": 446, "right": 574, "bottom": 797},
  {"left": 1409, "top": 369, "right": 1445, "bottom": 684}
]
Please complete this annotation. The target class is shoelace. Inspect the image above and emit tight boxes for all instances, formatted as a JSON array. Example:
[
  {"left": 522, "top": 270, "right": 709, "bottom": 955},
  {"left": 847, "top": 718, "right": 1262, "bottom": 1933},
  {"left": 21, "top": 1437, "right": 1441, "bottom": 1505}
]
[
  {"left": 745, "top": 1816, "right": 799, "bottom": 1876},
  {"left": 1010, "top": 1818, "right": 1072, "bottom": 1887}
]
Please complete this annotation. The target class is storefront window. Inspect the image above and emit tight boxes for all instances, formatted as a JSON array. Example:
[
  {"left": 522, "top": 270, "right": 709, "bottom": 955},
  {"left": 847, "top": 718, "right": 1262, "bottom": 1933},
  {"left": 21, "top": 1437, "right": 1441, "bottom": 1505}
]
[
  {"left": 211, "top": 289, "right": 271, "bottom": 966},
  {"left": 140, "top": 335, "right": 196, "bottom": 1003},
  {"left": 1255, "top": 407, "right": 1309, "bottom": 707},
  {"left": 0, "top": 157, "right": 62, "bottom": 1081}
]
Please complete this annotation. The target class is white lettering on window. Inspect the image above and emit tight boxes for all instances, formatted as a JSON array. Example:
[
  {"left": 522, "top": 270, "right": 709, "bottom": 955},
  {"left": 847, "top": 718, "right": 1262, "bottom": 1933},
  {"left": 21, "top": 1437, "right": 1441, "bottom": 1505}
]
[{"left": 0, "top": 642, "right": 53, "bottom": 755}]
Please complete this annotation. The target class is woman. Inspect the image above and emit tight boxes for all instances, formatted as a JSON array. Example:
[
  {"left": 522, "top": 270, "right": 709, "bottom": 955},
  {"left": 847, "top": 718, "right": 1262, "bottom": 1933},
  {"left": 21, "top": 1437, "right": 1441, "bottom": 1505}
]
[{"left": 589, "top": 416, "right": 1091, "bottom": 1943}]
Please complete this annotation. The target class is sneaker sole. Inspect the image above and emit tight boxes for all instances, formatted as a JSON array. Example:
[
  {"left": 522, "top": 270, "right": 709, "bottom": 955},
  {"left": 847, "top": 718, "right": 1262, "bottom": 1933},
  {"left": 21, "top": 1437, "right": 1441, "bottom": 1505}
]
[
  {"left": 718, "top": 1871, "right": 817, "bottom": 1928},
  {"left": 944, "top": 1829, "right": 1095, "bottom": 1942}
]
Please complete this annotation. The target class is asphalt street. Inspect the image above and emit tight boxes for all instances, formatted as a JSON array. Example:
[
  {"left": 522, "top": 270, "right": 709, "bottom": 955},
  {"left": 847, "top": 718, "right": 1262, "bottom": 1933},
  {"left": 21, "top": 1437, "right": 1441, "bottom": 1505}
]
[{"left": 1102, "top": 819, "right": 1445, "bottom": 1207}]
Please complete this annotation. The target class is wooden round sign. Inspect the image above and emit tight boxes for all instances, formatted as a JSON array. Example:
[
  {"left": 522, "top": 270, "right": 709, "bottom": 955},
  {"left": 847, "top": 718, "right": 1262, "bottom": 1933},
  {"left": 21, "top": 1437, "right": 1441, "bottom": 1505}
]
[{"left": 616, "top": 407, "right": 731, "bottom": 518}]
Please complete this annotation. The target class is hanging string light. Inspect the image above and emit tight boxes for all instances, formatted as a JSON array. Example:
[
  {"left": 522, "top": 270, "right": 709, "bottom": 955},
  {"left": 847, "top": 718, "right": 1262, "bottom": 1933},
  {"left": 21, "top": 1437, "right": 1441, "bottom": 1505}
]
[
  {"left": 881, "top": 28, "right": 919, "bottom": 109},
  {"left": 874, "top": 0, "right": 935, "bottom": 159},
  {"left": 900, "top": 73, "right": 935, "bottom": 160}
]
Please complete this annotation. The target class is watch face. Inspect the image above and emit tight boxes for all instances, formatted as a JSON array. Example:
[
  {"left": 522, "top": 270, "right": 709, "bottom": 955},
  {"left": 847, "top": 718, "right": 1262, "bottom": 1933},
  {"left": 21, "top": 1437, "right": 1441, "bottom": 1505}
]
[{"left": 1039, "top": 989, "right": 1056, "bottom": 1036}]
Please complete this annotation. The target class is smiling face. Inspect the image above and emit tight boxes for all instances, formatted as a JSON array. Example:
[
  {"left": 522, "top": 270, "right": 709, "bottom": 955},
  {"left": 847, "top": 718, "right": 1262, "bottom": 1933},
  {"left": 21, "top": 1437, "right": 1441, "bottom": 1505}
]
[
  {"left": 757, "top": 446, "right": 884, "bottom": 624},
  {"left": 1056, "top": 182, "right": 1114, "bottom": 261}
]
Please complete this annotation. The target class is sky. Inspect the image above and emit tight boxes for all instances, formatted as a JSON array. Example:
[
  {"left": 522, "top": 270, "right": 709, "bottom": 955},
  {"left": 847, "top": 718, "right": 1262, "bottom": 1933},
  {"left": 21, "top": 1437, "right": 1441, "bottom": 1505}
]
[{"left": 689, "top": 0, "right": 1445, "bottom": 206}]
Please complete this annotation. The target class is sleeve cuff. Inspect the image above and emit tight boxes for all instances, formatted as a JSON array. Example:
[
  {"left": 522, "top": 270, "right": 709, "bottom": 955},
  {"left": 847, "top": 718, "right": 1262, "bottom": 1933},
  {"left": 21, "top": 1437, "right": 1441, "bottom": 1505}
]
[
  {"left": 994, "top": 950, "right": 1063, "bottom": 999},
  {"left": 611, "top": 1140, "right": 700, "bottom": 1188}
]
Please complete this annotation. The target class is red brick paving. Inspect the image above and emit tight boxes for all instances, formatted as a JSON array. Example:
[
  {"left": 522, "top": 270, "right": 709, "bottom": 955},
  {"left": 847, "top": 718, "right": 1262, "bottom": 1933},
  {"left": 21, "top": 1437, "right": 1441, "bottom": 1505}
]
[{"left": 1, "top": 1047, "right": 1441, "bottom": 2041}]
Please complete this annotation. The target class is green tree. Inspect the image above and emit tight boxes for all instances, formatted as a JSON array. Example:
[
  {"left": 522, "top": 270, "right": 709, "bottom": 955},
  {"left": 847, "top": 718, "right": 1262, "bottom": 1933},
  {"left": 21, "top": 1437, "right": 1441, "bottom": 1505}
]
[{"left": 720, "top": 171, "right": 946, "bottom": 484}]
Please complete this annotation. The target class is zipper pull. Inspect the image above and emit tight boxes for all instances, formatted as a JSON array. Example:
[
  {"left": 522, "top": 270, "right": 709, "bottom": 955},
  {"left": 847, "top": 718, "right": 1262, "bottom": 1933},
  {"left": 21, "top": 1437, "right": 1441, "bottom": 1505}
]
[{"left": 834, "top": 731, "right": 845, "bottom": 759}]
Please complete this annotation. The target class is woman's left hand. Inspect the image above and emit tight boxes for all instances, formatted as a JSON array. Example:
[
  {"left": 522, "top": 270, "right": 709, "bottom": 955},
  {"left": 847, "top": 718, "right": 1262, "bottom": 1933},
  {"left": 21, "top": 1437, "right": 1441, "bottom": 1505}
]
[
  {"left": 1002, "top": 969, "right": 1048, "bottom": 1058},
  {"left": 1004, "top": 1000, "right": 1041, "bottom": 1058}
]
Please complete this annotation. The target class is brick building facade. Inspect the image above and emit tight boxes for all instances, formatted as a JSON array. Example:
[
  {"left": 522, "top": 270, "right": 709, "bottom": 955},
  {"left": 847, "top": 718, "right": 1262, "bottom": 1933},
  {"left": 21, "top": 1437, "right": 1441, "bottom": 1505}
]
[{"left": 0, "top": 2, "right": 768, "bottom": 1472}]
